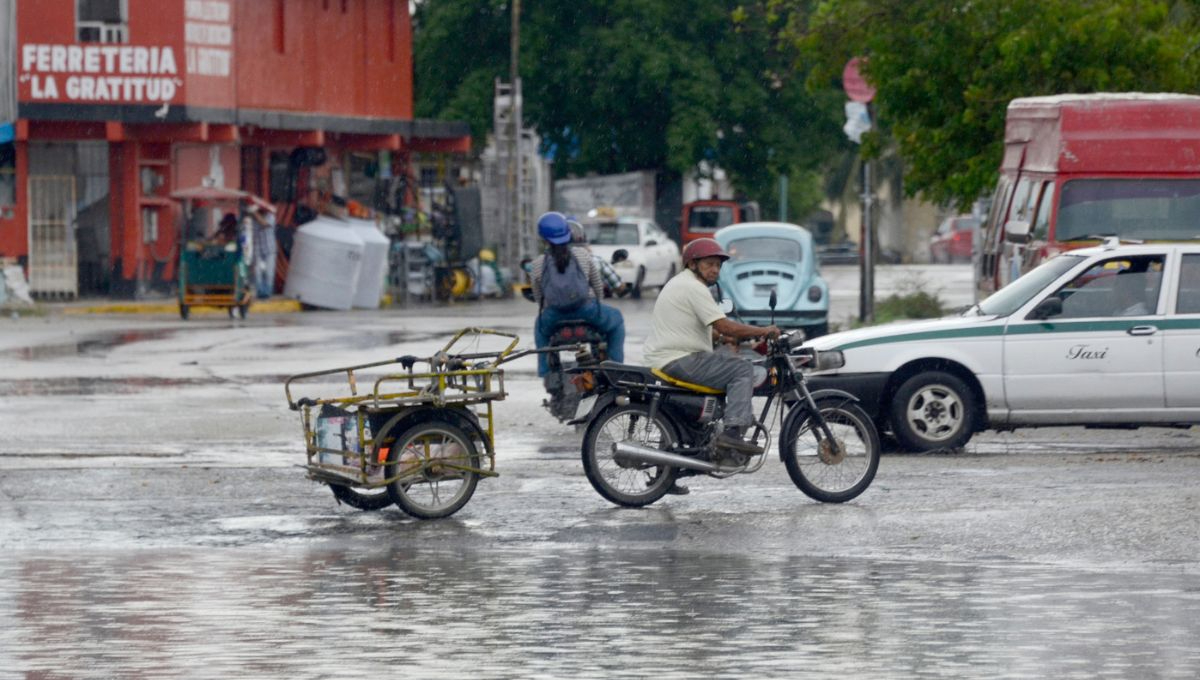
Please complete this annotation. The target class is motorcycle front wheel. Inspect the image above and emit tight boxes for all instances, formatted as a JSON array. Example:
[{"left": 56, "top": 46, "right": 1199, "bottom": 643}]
[
  {"left": 581, "top": 403, "right": 678, "bottom": 507},
  {"left": 781, "top": 401, "right": 880, "bottom": 503}
]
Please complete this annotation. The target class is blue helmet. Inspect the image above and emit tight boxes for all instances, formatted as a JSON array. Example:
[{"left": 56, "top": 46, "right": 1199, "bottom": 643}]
[{"left": 537, "top": 212, "right": 571, "bottom": 245}]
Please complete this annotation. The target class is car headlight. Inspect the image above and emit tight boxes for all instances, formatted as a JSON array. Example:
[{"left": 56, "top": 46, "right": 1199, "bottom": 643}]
[
  {"left": 792, "top": 348, "right": 844, "bottom": 371},
  {"left": 807, "top": 285, "right": 823, "bottom": 302}
]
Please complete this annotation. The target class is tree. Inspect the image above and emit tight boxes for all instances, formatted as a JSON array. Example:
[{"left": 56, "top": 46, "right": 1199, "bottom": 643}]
[
  {"left": 413, "top": 0, "right": 846, "bottom": 215},
  {"left": 763, "top": 0, "right": 1200, "bottom": 208}
]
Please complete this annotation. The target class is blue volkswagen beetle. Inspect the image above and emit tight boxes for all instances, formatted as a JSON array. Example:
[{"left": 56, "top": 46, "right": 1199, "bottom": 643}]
[{"left": 713, "top": 222, "right": 829, "bottom": 338}]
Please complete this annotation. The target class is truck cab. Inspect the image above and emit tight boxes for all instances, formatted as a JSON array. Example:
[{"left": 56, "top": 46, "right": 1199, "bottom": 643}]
[
  {"left": 977, "top": 94, "right": 1200, "bottom": 300},
  {"left": 681, "top": 199, "right": 759, "bottom": 245}
]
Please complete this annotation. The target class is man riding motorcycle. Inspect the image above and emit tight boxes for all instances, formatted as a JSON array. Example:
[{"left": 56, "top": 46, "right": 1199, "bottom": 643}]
[
  {"left": 644, "top": 237, "right": 780, "bottom": 494},
  {"left": 530, "top": 212, "right": 625, "bottom": 377}
]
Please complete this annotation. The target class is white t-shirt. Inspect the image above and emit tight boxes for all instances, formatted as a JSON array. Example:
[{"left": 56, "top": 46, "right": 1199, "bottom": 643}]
[{"left": 643, "top": 269, "right": 725, "bottom": 368}]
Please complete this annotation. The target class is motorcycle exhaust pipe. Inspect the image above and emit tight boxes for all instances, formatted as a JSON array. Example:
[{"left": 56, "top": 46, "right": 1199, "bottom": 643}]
[{"left": 613, "top": 442, "right": 719, "bottom": 473}]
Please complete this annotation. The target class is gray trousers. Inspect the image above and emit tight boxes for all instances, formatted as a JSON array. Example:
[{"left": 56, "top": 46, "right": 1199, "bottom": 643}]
[{"left": 661, "top": 349, "right": 755, "bottom": 428}]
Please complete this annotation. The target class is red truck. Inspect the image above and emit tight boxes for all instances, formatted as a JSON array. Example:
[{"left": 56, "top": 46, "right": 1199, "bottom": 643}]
[
  {"left": 976, "top": 93, "right": 1200, "bottom": 298},
  {"left": 680, "top": 199, "right": 759, "bottom": 244}
]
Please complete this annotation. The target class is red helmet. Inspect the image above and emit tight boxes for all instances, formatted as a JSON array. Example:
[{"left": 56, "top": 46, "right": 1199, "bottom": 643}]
[{"left": 682, "top": 238, "right": 730, "bottom": 266}]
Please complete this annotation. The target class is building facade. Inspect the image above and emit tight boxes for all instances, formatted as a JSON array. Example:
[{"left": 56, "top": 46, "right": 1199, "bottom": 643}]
[{"left": 0, "top": 0, "right": 469, "bottom": 298}]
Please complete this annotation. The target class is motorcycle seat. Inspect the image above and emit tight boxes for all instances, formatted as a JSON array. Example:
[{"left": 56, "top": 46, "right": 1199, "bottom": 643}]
[
  {"left": 649, "top": 368, "right": 724, "bottom": 395},
  {"left": 596, "top": 361, "right": 725, "bottom": 395}
]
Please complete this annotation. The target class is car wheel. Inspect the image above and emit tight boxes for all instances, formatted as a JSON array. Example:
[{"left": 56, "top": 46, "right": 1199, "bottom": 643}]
[
  {"left": 889, "top": 371, "right": 975, "bottom": 452},
  {"left": 630, "top": 266, "right": 646, "bottom": 299}
]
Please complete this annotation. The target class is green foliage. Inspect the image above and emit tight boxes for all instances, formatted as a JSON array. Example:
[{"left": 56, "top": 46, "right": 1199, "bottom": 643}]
[
  {"left": 765, "top": 0, "right": 1200, "bottom": 208},
  {"left": 874, "top": 290, "right": 945, "bottom": 324},
  {"left": 413, "top": 0, "right": 847, "bottom": 205}
]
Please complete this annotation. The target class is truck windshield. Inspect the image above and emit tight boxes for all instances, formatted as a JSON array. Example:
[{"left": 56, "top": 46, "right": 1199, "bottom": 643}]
[
  {"left": 977, "top": 253, "right": 1084, "bottom": 317},
  {"left": 1057, "top": 179, "right": 1200, "bottom": 241},
  {"left": 687, "top": 206, "right": 735, "bottom": 232}
]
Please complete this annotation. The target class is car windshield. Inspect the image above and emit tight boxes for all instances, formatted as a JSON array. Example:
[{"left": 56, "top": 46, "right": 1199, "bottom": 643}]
[
  {"left": 976, "top": 253, "right": 1085, "bottom": 316},
  {"left": 587, "top": 222, "right": 639, "bottom": 246},
  {"left": 1056, "top": 179, "right": 1200, "bottom": 241},
  {"left": 951, "top": 217, "right": 980, "bottom": 232},
  {"left": 687, "top": 206, "right": 735, "bottom": 232},
  {"left": 726, "top": 237, "right": 802, "bottom": 262}
]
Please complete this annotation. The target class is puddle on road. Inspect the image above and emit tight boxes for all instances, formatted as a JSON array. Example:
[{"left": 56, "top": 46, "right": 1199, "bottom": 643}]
[
  {"left": 1, "top": 547, "right": 1196, "bottom": 678},
  {"left": 267, "top": 326, "right": 527, "bottom": 352},
  {"left": 0, "top": 376, "right": 227, "bottom": 397},
  {"left": 4, "top": 329, "right": 177, "bottom": 361}
]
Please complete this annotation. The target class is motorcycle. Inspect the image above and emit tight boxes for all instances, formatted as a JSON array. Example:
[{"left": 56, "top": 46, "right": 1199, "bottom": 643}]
[
  {"left": 542, "top": 320, "right": 606, "bottom": 422},
  {"left": 518, "top": 273, "right": 609, "bottom": 423},
  {"left": 571, "top": 324, "right": 880, "bottom": 507}
]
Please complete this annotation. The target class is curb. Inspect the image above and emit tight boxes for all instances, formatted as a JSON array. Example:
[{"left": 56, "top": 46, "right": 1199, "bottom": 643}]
[{"left": 61, "top": 298, "right": 303, "bottom": 315}]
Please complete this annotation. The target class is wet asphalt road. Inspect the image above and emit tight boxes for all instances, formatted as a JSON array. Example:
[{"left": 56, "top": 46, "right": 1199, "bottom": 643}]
[{"left": 2, "top": 265, "right": 1199, "bottom": 678}]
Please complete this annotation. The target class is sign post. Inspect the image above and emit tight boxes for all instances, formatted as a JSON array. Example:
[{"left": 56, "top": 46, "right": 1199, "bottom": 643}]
[{"left": 843, "top": 57, "right": 876, "bottom": 324}]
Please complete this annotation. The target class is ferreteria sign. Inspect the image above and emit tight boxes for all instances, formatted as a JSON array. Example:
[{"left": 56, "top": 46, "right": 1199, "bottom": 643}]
[{"left": 19, "top": 44, "right": 182, "bottom": 103}]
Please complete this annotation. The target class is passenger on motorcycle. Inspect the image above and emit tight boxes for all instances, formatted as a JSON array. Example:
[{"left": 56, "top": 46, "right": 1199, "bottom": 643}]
[
  {"left": 568, "top": 218, "right": 630, "bottom": 298},
  {"left": 645, "top": 237, "right": 780, "bottom": 457},
  {"left": 531, "top": 212, "right": 626, "bottom": 377}
]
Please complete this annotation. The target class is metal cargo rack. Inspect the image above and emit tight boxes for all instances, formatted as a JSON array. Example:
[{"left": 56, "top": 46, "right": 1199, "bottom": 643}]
[{"left": 284, "top": 328, "right": 520, "bottom": 490}]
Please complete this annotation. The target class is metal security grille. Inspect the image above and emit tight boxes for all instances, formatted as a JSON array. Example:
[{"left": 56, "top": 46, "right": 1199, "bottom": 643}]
[{"left": 28, "top": 175, "right": 78, "bottom": 299}]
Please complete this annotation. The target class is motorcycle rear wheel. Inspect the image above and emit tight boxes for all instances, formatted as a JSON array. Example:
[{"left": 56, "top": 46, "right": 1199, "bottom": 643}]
[
  {"left": 581, "top": 403, "right": 678, "bottom": 507},
  {"left": 781, "top": 401, "right": 880, "bottom": 503}
]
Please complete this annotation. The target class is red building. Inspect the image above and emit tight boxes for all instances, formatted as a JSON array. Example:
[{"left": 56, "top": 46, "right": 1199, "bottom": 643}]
[{"left": 0, "top": 0, "right": 469, "bottom": 298}]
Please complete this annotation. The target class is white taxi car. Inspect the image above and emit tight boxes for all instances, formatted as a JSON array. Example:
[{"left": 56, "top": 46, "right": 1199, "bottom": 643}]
[
  {"left": 806, "top": 241, "right": 1200, "bottom": 451},
  {"left": 581, "top": 215, "right": 681, "bottom": 299}
]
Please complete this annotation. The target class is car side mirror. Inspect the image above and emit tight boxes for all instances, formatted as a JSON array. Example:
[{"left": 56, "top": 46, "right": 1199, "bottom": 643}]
[
  {"left": 645, "top": 239, "right": 658, "bottom": 247},
  {"left": 1028, "top": 296, "right": 1062, "bottom": 320},
  {"left": 612, "top": 249, "right": 629, "bottom": 265},
  {"left": 1004, "top": 219, "right": 1031, "bottom": 244}
]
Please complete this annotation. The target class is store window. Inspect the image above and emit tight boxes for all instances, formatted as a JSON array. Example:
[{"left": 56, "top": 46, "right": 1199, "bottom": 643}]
[
  {"left": 77, "top": 0, "right": 128, "bottom": 43},
  {"left": 0, "top": 143, "right": 15, "bottom": 208}
]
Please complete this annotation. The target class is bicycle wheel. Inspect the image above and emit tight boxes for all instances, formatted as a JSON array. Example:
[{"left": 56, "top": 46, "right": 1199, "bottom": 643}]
[
  {"left": 384, "top": 420, "right": 481, "bottom": 519},
  {"left": 581, "top": 403, "right": 678, "bottom": 507},
  {"left": 781, "top": 401, "right": 880, "bottom": 503},
  {"left": 329, "top": 483, "right": 393, "bottom": 511}
]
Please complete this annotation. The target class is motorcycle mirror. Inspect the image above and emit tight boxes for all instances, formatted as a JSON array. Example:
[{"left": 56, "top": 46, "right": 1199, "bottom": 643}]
[{"left": 769, "top": 290, "right": 777, "bottom": 310}]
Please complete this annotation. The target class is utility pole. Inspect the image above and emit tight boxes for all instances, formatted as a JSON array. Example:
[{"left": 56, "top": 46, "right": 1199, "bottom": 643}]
[
  {"left": 506, "top": 0, "right": 522, "bottom": 269},
  {"left": 778, "top": 174, "right": 788, "bottom": 222}
]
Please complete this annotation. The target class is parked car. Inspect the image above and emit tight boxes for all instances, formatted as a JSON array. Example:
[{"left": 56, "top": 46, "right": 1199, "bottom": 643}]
[
  {"left": 929, "top": 215, "right": 980, "bottom": 264},
  {"left": 581, "top": 215, "right": 681, "bottom": 299},
  {"left": 818, "top": 240, "right": 903, "bottom": 266},
  {"left": 805, "top": 240, "right": 1200, "bottom": 451},
  {"left": 817, "top": 241, "right": 859, "bottom": 266},
  {"left": 713, "top": 222, "right": 829, "bottom": 337}
]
